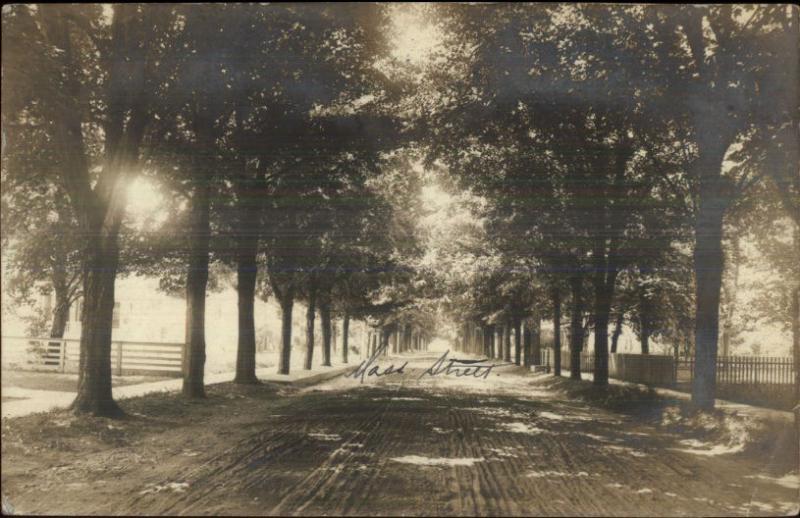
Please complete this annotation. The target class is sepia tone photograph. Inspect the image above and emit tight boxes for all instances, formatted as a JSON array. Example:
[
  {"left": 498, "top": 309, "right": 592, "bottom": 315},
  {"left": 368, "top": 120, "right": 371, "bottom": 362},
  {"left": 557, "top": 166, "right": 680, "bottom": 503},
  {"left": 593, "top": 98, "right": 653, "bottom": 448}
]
[{"left": 0, "top": 3, "right": 798, "bottom": 516}]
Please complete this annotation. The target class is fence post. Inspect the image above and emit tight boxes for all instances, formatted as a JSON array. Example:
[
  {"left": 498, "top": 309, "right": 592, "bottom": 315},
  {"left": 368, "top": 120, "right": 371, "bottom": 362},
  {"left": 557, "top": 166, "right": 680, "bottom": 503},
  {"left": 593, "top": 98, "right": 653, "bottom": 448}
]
[{"left": 115, "top": 341, "right": 123, "bottom": 376}]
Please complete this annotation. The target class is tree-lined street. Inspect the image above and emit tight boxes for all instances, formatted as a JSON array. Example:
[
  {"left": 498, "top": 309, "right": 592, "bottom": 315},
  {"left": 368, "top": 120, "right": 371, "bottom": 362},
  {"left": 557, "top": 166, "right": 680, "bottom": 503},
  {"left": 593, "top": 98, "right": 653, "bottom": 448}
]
[{"left": 1, "top": 4, "right": 798, "bottom": 516}]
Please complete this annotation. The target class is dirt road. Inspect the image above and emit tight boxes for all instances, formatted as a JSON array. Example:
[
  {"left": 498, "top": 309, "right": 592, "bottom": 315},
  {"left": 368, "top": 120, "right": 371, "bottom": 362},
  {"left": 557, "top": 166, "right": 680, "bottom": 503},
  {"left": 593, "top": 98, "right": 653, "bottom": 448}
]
[{"left": 2, "top": 351, "right": 798, "bottom": 516}]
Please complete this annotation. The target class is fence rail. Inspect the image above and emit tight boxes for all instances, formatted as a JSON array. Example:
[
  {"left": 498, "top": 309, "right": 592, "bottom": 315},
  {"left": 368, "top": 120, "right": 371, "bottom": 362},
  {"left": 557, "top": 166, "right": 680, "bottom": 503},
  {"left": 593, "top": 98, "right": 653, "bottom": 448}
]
[
  {"left": 539, "top": 348, "right": 796, "bottom": 387},
  {"left": 676, "top": 355, "right": 794, "bottom": 386},
  {"left": 1, "top": 336, "right": 183, "bottom": 377}
]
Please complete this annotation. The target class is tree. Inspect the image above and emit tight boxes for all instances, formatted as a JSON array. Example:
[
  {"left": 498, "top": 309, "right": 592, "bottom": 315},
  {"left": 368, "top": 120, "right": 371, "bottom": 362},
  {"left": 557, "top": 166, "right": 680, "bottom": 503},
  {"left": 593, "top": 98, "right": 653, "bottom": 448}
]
[
  {"left": 138, "top": 3, "right": 248, "bottom": 397},
  {"left": 656, "top": 5, "right": 797, "bottom": 408},
  {"left": 1, "top": 139, "right": 82, "bottom": 340},
  {"left": 3, "top": 4, "right": 177, "bottom": 416}
]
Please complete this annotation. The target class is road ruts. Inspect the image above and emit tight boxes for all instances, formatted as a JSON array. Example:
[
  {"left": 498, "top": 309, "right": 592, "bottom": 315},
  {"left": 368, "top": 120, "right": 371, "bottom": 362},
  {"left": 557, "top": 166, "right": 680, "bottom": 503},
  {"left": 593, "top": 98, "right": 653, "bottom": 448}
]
[{"left": 33, "top": 350, "right": 798, "bottom": 516}]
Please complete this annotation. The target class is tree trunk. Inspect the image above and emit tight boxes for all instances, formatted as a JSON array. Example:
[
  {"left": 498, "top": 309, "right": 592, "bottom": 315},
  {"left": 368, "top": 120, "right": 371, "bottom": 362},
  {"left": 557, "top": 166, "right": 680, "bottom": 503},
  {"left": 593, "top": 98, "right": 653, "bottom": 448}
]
[
  {"left": 504, "top": 322, "right": 512, "bottom": 362},
  {"left": 688, "top": 120, "right": 734, "bottom": 409},
  {"left": 304, "top": 287, "right": 316, "bottom": 370},
  {"left": 233, "top": 154, "right": 261, "bottom": 384},
  {"left": 569, "top": 277, "right": 584, "bottom": 380},
  {"left": 496, "top": 326, "right": 503, "bottom": 359},
  {"left": 342, "top": 311, "right": 350, "bottom": 364},
  {"left": 182, "top": 180, "right": 210, "bottom": 399},
  {"left": 611, "top": 312, "right": 623, "bottom": 353},
  {"left": 278, "top": 296, "right": 293, "bottom": 375},
  {"left": 234, "top": 244, "right": 258, "bottom": 384},
  {"left": 489, "top": 325, "right": 496, "bottom": 358},
  {"left": 639, "top": 286, "right": 652, "bottom": 355},
  {"left": 320, "top": 297, "right": 332, "bottom": 367},
  {"left": 514, "top": 318, "right": 522, "bottom": 366},
  {"left": 692, "top": 198, "right": 726, "bottom": 409},
  {"left": 386, "top": 327, "right": 393, "bottom": 355},
  {"left": 49, "top": 285, "right": 71, "bottom": 339},
  {"left": 553, "top": 288, "right": 562, "bottom": 377},
  {"left": 640, "top": 324, "right": 650, "bottom": 355},
  {"left": 49, "top": 3, "right": 148, "bottom": 418},
  {"left": 531, "top": 315, "right": 542, "bottom": 366},
  {"left": 593, "top": 282, "right": 614, "bottom": 386},
  {"left": 522, "top": 322, "right": 531, "bottom": 367},
  {"left": 396, "top": 325, "right": 402, "bottom": 353},
  {"left": 71, "top": 237, "right": 122, "bottom": 416},
  {"left": 471, "top": 324, "right": 477, "bottom": 353}
]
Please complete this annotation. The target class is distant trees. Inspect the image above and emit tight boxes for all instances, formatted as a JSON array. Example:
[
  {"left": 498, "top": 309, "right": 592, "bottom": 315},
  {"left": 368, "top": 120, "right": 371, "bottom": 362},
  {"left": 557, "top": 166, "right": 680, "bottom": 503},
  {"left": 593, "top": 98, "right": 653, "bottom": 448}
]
[
  {"left": 431, "top": 4, "right": 673, "bottom": 379},
  {"left": 347, "top": 155, "right": 433, "bottom": 355}
]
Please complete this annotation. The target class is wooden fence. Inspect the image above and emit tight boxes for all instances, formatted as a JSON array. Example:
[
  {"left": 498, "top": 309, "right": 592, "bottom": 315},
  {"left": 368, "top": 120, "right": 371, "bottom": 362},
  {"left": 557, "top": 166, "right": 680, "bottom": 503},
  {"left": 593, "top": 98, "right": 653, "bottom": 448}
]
[
  {"left": 539, "top": 349, "right": 795, "bottom": 387},
  {"left": 676, "top": 356, "right": 795, "bottom": 385},
  {"left": 1, "top": 336, "right": 183, "bottom": 377},
  {"left": 675, "top": 355, "right": 796, "bottom": 410},
  {"left": 538, "top": 349, "right": 595, "bottom": 374},
  {"left": 611, "top": 354, "right": 675, "bottom": 385}
]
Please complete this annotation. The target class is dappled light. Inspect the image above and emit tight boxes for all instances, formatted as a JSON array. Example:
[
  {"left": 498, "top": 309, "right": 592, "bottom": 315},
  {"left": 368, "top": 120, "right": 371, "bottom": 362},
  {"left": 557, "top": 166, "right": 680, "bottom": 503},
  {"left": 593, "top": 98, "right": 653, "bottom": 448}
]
[
  {"left": 126, "top": 177, "right": 168, "bottom": 232},
  {"left": 388, "top": 4, "right": 444, "bottom": 67}
]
